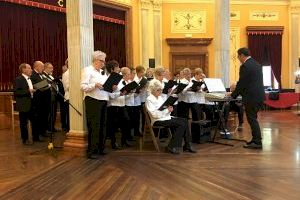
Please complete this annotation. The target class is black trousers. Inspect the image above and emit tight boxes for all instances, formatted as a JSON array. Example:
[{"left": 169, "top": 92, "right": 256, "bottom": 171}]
[
  {"left": 178, "top": 102, "right": 202, "bottom": 139},
  {"left": 153, "top": 117, "right": 191, "bottom": 148},
  {"left": 60, "top": 100, "right": 69, "bottom": 131},
  {"left": 244, "top": 103, "right": 262, "bottom": 144},
  {"left": 126, "top": 106, "right": 141, "bottom": 136},
  {"left": 85, "top": 96, "right": 107, "bottom": 152},
  {"left": 48, "top": 97, "right": 57, "bottom": 132},
  {"left": 106, "top": 106, "right": 130, "bottom": 145},
  {"left": 19, "top": 110, "right": 33, "bottom": 142}
]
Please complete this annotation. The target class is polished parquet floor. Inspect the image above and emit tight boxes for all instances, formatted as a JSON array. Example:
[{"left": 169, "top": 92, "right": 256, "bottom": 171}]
[{"left": 0, "top": 110, "right": 300, "bottom": 200}]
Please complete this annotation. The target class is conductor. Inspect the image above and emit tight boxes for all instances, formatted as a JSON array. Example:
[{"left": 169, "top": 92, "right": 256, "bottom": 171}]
[{"left": 230, "top": 47, "right": 265, "bottom": 149}]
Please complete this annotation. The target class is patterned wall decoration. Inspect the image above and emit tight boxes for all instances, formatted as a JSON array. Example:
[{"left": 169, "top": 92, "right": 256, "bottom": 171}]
[
  {"left": 230, "top": 11, "right": 240, "bottom": 20},
  {"left": 112, "top": 0, "right": 131, "bottom": 5},
  {"left": 250, "top": 11, "right": 279, "bottom": 21},
  {"left": 230, "top": 27, "right": 240, "bottom": 82},
  {"left": 171, "top": 10, "right": 206, "bottom": 33}
]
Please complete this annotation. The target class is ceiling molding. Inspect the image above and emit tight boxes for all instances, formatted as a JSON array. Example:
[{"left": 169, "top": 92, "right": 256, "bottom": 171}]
[
  {"left": 231, "top": 0, "right": 289, "bottom": 6},
  {"left": 162, "top": 0, "right": 290, "bottom": 5},
  {"left": 162, "top": 0, "right": 213, "bottom": 4}
]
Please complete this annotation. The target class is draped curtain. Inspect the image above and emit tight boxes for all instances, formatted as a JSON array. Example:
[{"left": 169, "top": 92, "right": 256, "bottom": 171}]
[
  {"left": 0, "top": 2, "right": 126, "bottom": 91},
  {"left": 248, "top": 33, "right": 283, "bottom": 88}
]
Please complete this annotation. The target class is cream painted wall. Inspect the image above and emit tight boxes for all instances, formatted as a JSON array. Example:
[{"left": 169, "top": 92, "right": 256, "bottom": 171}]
[
  {"left": 161, "top": 3, "right": 215, "bottom": 76},
  {"left": 230, "top": 4, "right": 289, "bottom": 87}
]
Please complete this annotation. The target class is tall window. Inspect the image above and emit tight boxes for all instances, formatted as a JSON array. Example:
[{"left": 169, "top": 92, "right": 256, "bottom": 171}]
[{"left": 262, "top": 65, "right": 279, "bottom": 89}]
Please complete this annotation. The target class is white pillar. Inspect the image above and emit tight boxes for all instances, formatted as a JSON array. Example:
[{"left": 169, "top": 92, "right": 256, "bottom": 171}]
[
  {"left": 153, "top": 0, "right": 162, "bottom": 66},
  {"left": 214, "top": 0, "right": 230, "bottom": 87},
  {"left": 64, "top": 0, "right": 94, "bottom": 155},
  {"left": 141, "top": 0, "right": 151, "bottom": 67}
]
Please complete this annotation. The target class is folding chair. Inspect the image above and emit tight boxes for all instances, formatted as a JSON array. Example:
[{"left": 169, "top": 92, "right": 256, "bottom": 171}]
[{"left": 140, "top": 105, "right": 172, "bottom": 152}]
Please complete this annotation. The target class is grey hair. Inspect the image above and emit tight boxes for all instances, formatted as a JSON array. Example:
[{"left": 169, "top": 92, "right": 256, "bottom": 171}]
[
  {"left": 92, "top": 50, "right": 106, "bottom": 62},
  {"left": 148, "top": 79, "right": 163, "bottom": 94}
]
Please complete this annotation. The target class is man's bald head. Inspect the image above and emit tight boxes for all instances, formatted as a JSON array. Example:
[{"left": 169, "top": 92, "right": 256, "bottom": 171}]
[{"left": 33, "top": 61, "right": 44, "bottom": 73}]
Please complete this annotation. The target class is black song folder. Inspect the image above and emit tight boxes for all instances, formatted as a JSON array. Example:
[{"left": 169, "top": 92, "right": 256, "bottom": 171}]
[
  {"left": 120, "top": 81, "right": 139, "bottom": 93},
  {"left": 135, "top": 77, "right": 148, "bottom": 93},
  {"left": 158, "top": 96, "right": 178, "bottom": 111},
  {"left": 172, "top": 83, "right": 188, "bottom": 94},
  {"left": 162, "top": 80, "right": 178, "bottom": 94},
  {"left": 190, "top": 80, "right": 204, "bottom": 92},
  {"left": 103, "top": 72, "right": 123, "bottom": 93}
]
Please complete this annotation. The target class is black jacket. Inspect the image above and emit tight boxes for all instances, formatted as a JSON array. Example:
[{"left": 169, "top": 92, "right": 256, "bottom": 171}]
[
  {"left": 231, "top": 57, "right": 265, "bottom": 104},
  {"left": 14, "top": 75, "right": 31, "bottom": 112}
]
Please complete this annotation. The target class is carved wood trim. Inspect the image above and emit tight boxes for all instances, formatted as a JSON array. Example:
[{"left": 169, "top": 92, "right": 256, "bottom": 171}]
[
  {"left": 166, "top": 38, "right": 212, "bottom": 75},
  {"left": 246, "top": 26, "right": 284, "bottom": 35},
  {"left": 166, "top": 38, "right": 213, "bottom": 46}
]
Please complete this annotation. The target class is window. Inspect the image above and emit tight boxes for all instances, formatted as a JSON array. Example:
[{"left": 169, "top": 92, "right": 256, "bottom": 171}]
[{"left": 262, "top": 65, "right": 279, "bottom": 89}]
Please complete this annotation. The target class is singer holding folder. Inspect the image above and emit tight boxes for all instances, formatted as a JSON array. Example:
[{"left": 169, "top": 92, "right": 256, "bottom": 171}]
[
  {"left": 145, "top": 80, "right": 196, "bottom": 154},
  {"left": 81, "top": 50, "right": 109, "bottom": 159}
]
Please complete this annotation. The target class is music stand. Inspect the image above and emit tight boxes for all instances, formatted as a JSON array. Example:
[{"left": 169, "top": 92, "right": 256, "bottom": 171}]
[{"left": 203, "top": 78, "right": 246, "bottom": 146}]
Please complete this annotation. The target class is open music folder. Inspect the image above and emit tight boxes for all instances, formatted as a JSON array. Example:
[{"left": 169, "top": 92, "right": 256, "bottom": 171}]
[
  {"left": 135, "top": 77, "right": 148, "bottom": 93},
  {"left": 158, "top": 96, "right": 178, "bottom": 111},
  {"left": 163, "top": 80, "right": 177, "bottom": 94},
  {"left": 33, "top": 79, "right": 49, "bottom": 91},
  {"left": 190, "top": 80, "right": 204, "bottom": 92},
  {"left": 172, "top": 83, "right": 188, "bottom": 94},
  {"left": 103, "top": 72, "right": 123, "bottom": 93},
  {"left": 120, "top": 81, "right": 139, "bottom": 93}
]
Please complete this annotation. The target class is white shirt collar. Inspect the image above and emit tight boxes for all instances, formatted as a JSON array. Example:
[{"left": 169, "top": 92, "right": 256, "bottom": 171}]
[{"left": 22, "top": 73, "right": 29, "bottom": 79}]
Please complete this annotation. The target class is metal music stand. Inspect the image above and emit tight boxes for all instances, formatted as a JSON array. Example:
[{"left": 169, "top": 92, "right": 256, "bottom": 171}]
[{"left": 207, "top": 96, "right": 246, "bottom": 146}]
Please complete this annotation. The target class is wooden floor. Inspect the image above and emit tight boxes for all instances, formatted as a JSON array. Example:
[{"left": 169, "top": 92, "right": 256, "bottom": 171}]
[{"left": 0, "top": 110, "right": 300, "bottom": 200}]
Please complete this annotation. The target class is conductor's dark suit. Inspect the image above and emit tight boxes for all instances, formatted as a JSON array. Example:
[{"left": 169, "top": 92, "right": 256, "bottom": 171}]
[
  {"left": 231, "top": 57, "right": 265, "bottom": 144},
  {"left": 14, "top": 75, "right": 32, "bottom": 143}
]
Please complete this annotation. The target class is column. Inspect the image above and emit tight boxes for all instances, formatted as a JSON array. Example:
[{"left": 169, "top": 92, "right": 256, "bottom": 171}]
[
  {"left": 214, "top": 0, "right": 230, "bottom": 87},
  {"left": 141, "top": 0, "right": 152, "bottom": 67},
  {"left": 290, "top": 5, "right": 300, "bottom": 87},
  {"left": 63, "top": 0, "right": 94, "bottom": 155},
  {"left": 153, "top": 0, "right": 162, "bottom": 66}
]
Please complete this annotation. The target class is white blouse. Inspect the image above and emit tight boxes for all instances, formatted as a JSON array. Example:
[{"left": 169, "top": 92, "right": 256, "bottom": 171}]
[
  {"left": 145, "top": 93, "right": 172, "bottom": 125},
  {"left": 81, "top": 65, "right": 109, "bottom": 101}
]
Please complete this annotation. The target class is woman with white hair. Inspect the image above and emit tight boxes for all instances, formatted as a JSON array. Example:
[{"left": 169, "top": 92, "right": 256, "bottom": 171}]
[
  {"left": 145, "top": 79, "right": 196, "bottom": 154},
  {"left": 81, "top": 50, "right": 109, "bottom": 159}
]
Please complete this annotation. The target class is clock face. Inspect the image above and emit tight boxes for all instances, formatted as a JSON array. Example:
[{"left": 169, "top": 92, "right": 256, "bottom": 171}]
[{"left": 171, "top": 10, "right": 206, "bottom": 33}]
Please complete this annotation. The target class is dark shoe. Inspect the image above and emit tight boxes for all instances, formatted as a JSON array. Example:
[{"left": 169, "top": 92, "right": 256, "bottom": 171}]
[
  {"left": 98, "top": 149, "right": 108, "bottom": 155},
  {"left": 167, "top": 146, "right": 180, "bottom": 154},
  {"left": 87, "top": 152, "right": 98, "bottom": 159},
  {"left": 122, "top": 141, "right": 132, "bottom": 147},
  {"left": 111, "top": 143, "right": 121, "bottom": 150},
  {"left": 243, "top": 142, "right": 262, "bottom": 149},
  {"left": 134, "top": 132, "right": 143, "bottom": 137},
  {"left": 183, "top": 145, "right": 197, "bottom": 153},
  {"left": 33, "top": 138, "right": 45, "bottom": 142}
]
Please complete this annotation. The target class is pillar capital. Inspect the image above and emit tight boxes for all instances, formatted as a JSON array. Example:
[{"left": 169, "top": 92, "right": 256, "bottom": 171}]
[
  {"left": 141, "top": 0, "right": 152, "bottom": 9},
  {"left": 152, "top": 0, "right": 162, "bottom": 11}
]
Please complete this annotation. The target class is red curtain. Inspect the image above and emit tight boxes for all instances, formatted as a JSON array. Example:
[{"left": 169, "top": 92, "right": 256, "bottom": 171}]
[
  {"left": 248, "top": 34, "right": 282, "bottom": 88},
  {"left": 94, "top": 20, "right": 126, "bottom": 68},
  {"left": 0, "top": 2, "right": 126, "bottom": 91}
]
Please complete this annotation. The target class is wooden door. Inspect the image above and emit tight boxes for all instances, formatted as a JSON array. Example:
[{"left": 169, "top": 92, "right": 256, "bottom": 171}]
[{"left": 172, "top": 54, "right": 207, "bottom": 76}]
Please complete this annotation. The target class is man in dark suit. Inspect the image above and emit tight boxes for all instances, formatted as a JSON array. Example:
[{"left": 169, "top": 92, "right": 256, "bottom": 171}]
[
  {"left": 230, "top": 47, "right": 265, "bottom": 149},
  {"left": 14, "top": 63, "right": 35, "bottom": 144},
  {"left": 30, "top": 61, "right": 49, "bottom": 141}
]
